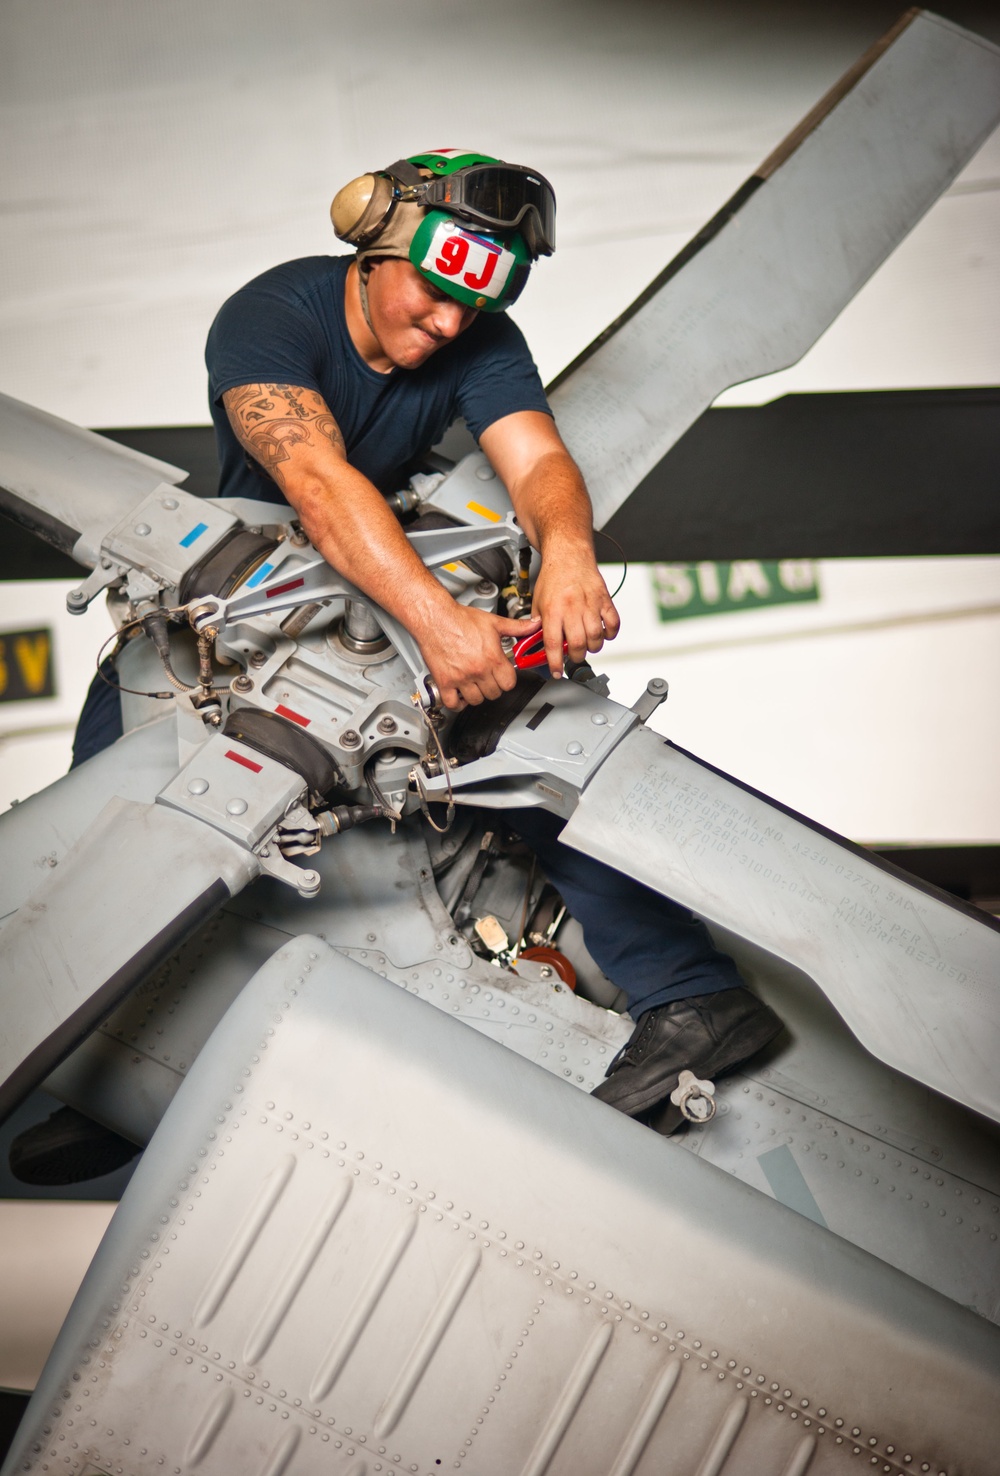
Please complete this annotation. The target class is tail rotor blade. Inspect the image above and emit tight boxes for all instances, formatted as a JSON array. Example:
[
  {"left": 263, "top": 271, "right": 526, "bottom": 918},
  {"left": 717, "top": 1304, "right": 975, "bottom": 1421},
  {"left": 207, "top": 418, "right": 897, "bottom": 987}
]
[
  {"left": 548, "top": 11, "right": 1000, "bottom": 529},
  {"left": 0, "top": 797, "right": 260, "bottom": 1124},
  {"left": 0, "top": 391, "right": 188, "bottom": 566},
  {"left": 560, "top": 726, "right": 1000, "bottom": 1123}
]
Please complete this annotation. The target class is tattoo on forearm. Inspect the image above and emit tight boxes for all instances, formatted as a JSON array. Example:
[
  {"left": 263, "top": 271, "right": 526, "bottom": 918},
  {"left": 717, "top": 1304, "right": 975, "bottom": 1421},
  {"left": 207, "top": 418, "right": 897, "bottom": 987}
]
[{"left": 223, "top": 383, "right": 345, "bottom": 487}]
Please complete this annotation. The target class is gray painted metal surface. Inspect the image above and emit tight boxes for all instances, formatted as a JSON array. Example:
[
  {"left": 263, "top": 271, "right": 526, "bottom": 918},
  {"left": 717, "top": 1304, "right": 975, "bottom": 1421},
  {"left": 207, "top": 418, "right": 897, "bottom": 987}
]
[
  {"left": 546, "top": 10, "right": 1000, "bottom": 529},
  {"left": 6, "top": 938, "right": 1000, "bottom": 1476},
  {"left": 0, "top": 391, "right": 187, "bottom": 565},
  {"left": 0, "top": 797, "right": 259, "bottom": 1121},
  {"left": 561, "top": 727, "right": 1000, "bottom": 1122},
  {"left": 680, "top": 930, "right": 1000, "bottom": 1323},
  {"left": 41, "top": 786, "right": 631, "bottom": 1146}
]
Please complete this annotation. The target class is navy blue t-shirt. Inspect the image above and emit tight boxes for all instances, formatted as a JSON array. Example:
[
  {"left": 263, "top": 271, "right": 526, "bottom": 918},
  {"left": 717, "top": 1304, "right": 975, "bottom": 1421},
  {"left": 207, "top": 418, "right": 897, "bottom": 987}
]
[{"left": 205, "top": 255, "right": 551, "bottom": 500}]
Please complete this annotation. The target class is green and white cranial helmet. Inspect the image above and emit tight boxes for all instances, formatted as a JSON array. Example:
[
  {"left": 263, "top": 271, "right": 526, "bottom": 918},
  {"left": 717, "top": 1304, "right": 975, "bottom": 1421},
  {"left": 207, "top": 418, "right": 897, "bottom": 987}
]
[
  {"left": 333, "top": 149, "right": 553, "bottom": 313},
  {"left": 405, "top": 151, "right": 536, "bottom": 312}
]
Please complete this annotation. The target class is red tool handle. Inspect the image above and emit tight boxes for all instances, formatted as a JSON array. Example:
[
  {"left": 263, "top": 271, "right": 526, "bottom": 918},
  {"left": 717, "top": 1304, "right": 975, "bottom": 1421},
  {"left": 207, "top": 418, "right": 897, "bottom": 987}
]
[{"left": 510, "top": 629, "right": 569, "bottom": 670}]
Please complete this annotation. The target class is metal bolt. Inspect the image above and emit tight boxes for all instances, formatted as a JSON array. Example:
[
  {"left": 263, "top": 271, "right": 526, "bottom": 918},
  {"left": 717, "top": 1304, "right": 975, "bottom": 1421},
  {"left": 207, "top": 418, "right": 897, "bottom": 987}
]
[
  {"left": 476, "top": 579, "right": 496, "bottom": 596},
  {"left": 377, "top": 715, "right": 398, "bottom": 734},
  {"left": 290, "top": 527, "right": 309, "bottom": 546},
  {"left": 231, "top": 675, "right": 254, "bottom": 694},
  {"left": 249, "top": 651, "right": 267, "bottom": 668},
  {"left": 647, "top": 677, "right": 668, "bottom": 694},
  {"left": 340, "top": 729, "right": 362, "bottom": 749}
]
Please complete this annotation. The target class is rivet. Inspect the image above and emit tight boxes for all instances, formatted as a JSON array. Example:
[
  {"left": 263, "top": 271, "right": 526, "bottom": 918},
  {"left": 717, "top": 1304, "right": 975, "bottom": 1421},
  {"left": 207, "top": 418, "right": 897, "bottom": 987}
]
[
  {"left": 226, "top": 798, "right": 248, "bottom": 815},
  {"left": 134, "top": 523, "right": 151, "bottom": 536},
  {"left": 566, "top": 741, "right": 584, "bottom": 756},
  {"left": 187, "top": 778, "right": 209, "bottom": 795},
  {"left": 591, "top": 712, "right": 608, "bottom": 725}
]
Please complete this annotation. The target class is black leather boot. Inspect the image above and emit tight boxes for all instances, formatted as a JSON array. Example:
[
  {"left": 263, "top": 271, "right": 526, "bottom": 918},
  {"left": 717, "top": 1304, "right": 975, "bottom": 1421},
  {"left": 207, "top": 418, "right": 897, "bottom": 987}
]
[{"left": 592, "top": 987, "right": 783, "bottom": 1118}]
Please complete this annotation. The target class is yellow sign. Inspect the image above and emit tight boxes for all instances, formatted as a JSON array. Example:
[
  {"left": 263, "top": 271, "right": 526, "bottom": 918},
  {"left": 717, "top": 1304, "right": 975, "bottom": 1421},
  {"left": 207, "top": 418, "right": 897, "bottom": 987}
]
[{"left": 0, "top": 627, "right": 55, "bottom": 702}]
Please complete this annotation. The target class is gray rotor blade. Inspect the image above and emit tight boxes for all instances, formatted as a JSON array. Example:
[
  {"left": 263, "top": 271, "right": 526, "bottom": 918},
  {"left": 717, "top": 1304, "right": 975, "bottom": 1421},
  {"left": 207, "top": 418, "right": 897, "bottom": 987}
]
[
  {"left": 548, "top": 10, "right": 1000, "bottom": 529},
  {"left": 0, "top": 390, "right": 188, "bottom": 567},
  {"left": 559, "top": 726, "right": 1000, "bottom": 1122},
  {"left": 0, "top": 796, "right": 260, "bottom": 1124}
]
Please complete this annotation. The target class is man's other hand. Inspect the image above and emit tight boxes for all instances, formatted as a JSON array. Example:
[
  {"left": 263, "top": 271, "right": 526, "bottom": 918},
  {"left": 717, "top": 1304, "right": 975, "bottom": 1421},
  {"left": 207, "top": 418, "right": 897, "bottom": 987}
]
[
  {"left": 417, "top": 604, "right": 542, "bottom": 710},
  {"left": 531, "top": 544, "right": 620, "bottom": 679}
]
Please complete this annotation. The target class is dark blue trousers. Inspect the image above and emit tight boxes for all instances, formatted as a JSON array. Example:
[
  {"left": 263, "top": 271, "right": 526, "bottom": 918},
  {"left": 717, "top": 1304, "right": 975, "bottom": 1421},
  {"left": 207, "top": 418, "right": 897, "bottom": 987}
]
[
  {"left": 506, "top": 806, "right": 741, "bottom": 1016},
  {"left": 72, "top": 681, "right": 742, "bottom": 1017},
  {"left": 71, "top": 665, "right": 123, "bottom": 769}
]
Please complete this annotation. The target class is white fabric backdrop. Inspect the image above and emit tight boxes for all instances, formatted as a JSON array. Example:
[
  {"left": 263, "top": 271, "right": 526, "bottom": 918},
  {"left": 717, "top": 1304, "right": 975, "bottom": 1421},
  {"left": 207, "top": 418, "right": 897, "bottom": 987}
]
[{"left": 1, "top": 0, "right": 997, "bottom": 426}]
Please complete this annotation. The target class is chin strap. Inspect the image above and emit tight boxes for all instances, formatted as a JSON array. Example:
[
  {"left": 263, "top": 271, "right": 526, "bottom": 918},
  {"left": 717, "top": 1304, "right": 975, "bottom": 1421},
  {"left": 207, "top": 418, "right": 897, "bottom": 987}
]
[{"left": 356, "top": 261, "right": 375, "bottom": 333}]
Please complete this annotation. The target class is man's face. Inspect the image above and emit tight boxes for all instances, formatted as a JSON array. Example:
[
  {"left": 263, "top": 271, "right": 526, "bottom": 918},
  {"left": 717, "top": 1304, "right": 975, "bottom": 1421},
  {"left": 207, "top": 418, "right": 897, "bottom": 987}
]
[{"left": 365, "top": 258, "right": 478, "bottom": 369}]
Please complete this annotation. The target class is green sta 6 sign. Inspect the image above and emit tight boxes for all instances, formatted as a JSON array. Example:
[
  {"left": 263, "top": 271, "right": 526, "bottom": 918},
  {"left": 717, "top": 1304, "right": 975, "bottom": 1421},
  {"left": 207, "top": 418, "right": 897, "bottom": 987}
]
[{"left": 651, "top": 561, "right": 819, "bottom": 622}]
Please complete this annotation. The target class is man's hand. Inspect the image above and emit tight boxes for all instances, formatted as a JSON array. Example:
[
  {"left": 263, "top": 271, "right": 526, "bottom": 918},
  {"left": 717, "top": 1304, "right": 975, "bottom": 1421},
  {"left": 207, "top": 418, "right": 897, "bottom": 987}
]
[
  {"left": 531, "top": 541, "right": 620, "bottom": 679},
  {"left": 481, "top": 411, "right": 621, "bottom": 679},
  {"left": 414, "top": 603, "right": 541, "bottom": 709}
]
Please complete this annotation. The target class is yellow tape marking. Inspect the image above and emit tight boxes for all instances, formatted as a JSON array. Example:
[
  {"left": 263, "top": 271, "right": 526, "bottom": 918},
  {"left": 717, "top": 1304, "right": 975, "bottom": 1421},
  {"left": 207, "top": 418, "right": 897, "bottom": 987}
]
[{"left": 466, "top": 500, "right": 501, "bottom": 523}]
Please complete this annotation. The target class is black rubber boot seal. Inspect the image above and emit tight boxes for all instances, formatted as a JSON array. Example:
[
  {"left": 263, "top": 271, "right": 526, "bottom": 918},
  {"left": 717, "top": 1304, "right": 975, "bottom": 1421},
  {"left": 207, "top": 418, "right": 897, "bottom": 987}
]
[
  {"left": 180, "top": 528, "right": 279, "bottom": 604},
  {"left": 224, "top": 707, "right": 344, "bottom": 797}
]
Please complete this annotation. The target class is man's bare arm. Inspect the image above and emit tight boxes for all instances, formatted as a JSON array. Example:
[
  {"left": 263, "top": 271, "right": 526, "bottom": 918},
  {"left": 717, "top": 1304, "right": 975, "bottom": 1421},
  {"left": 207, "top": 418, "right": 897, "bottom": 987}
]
[
  {"left": 480, "top": 410, "right": 619, "bottom": 678},
  {"left": 223, "top": 384, "right": 532, "bottom": 708}
]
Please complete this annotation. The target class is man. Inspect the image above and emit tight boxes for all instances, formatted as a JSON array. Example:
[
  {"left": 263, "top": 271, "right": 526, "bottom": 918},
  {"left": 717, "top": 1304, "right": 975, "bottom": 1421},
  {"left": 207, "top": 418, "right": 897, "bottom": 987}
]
[
  {"left": 205, "top": 149, "right": 783, "bottom": 1121},
  {"left": 31, "top": 152, "right": 777, "bottom": 1187}
]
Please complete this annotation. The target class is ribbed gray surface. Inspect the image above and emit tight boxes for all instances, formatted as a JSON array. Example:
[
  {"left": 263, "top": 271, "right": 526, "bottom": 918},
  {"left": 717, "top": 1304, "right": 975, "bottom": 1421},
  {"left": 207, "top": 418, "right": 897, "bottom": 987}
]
[{"left": 7, "top": 937, "right": 999, "bottom": 1474}]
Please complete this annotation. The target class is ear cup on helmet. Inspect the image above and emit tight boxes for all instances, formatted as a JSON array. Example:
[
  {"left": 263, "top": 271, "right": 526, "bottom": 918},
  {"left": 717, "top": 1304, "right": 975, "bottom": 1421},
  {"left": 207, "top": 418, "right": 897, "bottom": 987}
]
[{"left": 330, "top": 173, "right": 398, "bottom": 246}]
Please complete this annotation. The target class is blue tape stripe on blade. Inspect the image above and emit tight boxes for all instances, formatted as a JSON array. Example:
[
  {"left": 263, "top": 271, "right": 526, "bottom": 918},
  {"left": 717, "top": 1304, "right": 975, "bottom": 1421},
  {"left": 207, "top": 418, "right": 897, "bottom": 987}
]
[
  {"left": 757, "top": 1144, "right": 828, "bottom": 1228},
  {"left": 179, "top": 522, "right": 209, "bottom": 548},
  {"left": 244, "top": 561, "right": 275, "bottom": 589}
]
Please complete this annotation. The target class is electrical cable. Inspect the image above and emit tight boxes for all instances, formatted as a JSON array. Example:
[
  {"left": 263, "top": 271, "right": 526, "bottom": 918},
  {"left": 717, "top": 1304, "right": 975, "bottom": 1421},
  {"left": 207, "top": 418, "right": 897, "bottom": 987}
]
[
  {"left": 365, "top": 754, "right": 403, "bottom": 829},
  {"left": 594, "top": 527, "right": 628, "bottom": 599},
  {"left": 93, "top": 611, "right": 233, "bottom": 699},
  {"left": 417, "top": 708, "right": 456, "bottom": 835}
]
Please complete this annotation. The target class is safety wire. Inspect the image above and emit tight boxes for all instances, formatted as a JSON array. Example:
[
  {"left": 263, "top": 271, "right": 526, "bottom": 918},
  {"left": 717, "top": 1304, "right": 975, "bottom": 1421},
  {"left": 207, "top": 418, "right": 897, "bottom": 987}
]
[
  {"left": 94, "top": 608, "right": 233, "bottom": 699},
  {"left": 416, "top": 705, "right": 456, "bottom": 835}
]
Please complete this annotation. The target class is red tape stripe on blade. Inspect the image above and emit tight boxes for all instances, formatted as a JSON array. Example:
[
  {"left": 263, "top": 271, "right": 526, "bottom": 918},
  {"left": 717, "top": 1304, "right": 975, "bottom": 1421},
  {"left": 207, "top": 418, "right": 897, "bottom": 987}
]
[
  {"left": 225, "top": 749, "right": 263, "bottom": 773},
  {"left": 265, "top": 577, "right": 306, "bottom": 599},
  {"left": 275, "top": 704, "right": 310, "bottom": 727}
]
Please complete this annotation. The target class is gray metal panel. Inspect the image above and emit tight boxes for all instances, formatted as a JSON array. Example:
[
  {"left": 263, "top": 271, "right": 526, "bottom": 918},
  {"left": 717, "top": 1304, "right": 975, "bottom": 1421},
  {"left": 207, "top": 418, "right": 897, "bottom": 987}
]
[
  {"left": 0, "top": 717, "right": 180, "bottom": 923},
  {"left": 0, "top": 391, "right": 187, "bottom": 564},
  {"left": 678, "top": 930, "right": 1000, "bottom": 1322},
  {"left": 560, "top": 728, "right": 1000, "bottom": 1122},
  {"left": 0, "top": 797, "right": 260, "bottom": 1122},
  {"left": 548, "top": 11, "right": 1000, "bottom": 529},
  {"left": 44, "top": 808, "right": 631, "bottom": 1147},
  {"left": 6, "top": 937, "right": 999, "bottom": 1475}
]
